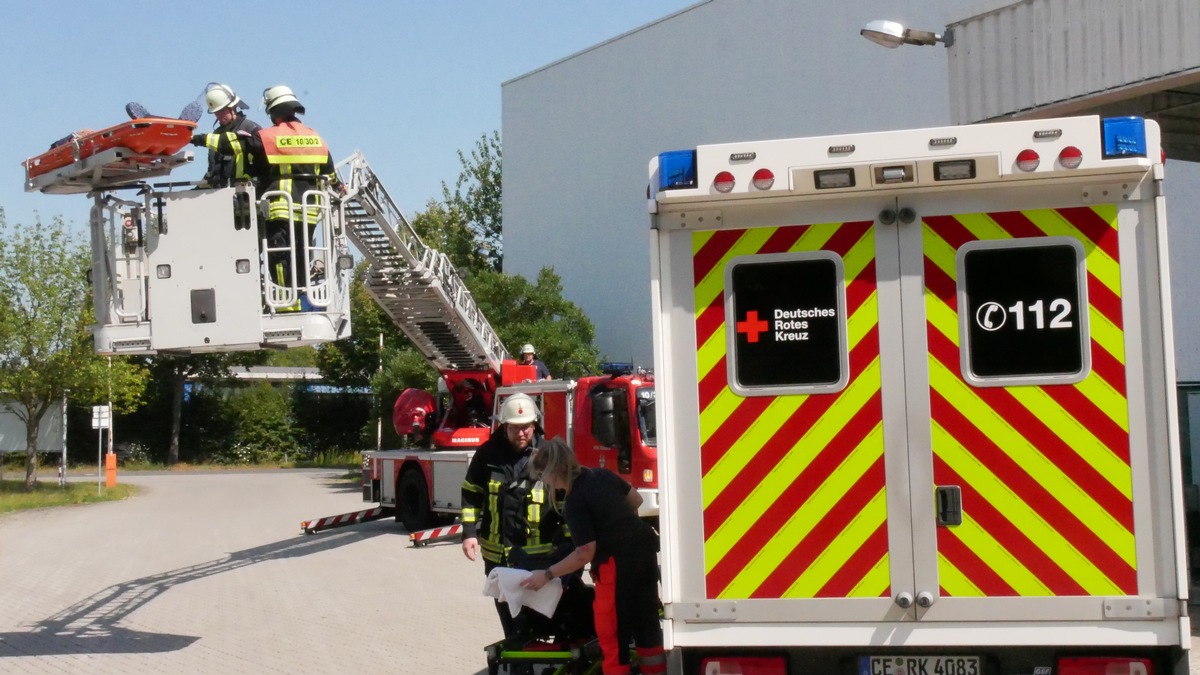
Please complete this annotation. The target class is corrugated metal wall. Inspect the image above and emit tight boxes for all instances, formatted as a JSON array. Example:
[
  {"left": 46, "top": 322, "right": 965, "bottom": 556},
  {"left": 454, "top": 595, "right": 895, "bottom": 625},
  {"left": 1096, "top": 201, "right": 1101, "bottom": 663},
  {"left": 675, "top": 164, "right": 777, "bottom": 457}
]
[{"left": 947, "top": 0, "right": 1200, "bottom": 124}]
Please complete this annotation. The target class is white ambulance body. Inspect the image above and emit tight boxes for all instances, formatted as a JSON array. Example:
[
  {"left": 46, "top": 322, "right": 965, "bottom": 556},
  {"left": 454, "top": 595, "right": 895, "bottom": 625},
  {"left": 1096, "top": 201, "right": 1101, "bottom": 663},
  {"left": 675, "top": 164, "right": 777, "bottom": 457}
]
[{"left": 648, "top": 116, "right": 1188, "bottom": 674}]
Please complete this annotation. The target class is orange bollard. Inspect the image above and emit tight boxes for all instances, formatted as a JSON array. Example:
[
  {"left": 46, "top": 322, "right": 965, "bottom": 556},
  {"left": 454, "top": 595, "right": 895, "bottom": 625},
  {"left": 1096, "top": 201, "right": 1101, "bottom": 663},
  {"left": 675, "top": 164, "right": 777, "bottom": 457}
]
[{"left": 105, "top": 451, "right": 117, "bottom": 488}]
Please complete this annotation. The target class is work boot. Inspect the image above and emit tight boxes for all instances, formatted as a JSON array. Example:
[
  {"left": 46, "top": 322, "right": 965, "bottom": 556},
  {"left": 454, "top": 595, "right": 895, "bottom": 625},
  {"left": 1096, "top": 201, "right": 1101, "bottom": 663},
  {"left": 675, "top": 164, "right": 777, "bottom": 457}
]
[
  {"left": 309, "top": 259, "right": 326, "bottom": 285},
  {"left": 178, "top": 100, "right": 202, "bottom": 123},
  {"left": 125, "top": 102, "right": 150, "bottom": 120}
]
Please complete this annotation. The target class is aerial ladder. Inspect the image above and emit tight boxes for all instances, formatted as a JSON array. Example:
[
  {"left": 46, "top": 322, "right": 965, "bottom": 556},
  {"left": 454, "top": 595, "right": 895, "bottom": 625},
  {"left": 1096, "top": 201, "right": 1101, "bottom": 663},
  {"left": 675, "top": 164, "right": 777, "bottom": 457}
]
[
  {"left": 336, "top": 151, "right": 508, "bottom": 374},
  {"left": 305, "top": 153, "right": 528, "bottom": 537}
]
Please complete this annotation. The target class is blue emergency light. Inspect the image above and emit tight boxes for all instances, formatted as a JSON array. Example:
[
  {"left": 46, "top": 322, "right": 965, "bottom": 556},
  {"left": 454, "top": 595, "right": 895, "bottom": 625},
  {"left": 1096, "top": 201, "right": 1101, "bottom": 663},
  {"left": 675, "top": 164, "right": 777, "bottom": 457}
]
[
  {"left": 1101, "top": 117, "right": 1147, "bottom": 159},
  {"left": 658, "top": 150, "right": 697, "bottom": 190}
]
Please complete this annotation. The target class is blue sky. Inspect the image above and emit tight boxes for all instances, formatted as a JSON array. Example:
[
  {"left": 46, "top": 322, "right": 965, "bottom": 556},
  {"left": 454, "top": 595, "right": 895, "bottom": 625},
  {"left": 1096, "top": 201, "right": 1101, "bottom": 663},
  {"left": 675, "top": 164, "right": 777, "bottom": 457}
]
[{"left": 1, "top": 1, "right": 695, "bottom": 232}]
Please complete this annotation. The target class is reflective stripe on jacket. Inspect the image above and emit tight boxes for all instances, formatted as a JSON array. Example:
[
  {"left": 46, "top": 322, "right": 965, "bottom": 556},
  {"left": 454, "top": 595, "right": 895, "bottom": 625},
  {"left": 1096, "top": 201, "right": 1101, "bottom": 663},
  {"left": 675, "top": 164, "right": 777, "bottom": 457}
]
[{"left": 256, "top": 121, "right": 332, "bottom": 224}]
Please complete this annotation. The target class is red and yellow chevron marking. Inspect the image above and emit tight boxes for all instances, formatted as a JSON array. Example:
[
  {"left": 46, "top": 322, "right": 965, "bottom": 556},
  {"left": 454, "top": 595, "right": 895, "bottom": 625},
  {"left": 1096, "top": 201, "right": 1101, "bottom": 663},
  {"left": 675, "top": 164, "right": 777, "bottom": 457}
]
[
  {"left": 693, "top": 221, "right": 888, "bottom": 600},
  {"left": 923, "top": 206, "right": 1135, "bottom": 597}
]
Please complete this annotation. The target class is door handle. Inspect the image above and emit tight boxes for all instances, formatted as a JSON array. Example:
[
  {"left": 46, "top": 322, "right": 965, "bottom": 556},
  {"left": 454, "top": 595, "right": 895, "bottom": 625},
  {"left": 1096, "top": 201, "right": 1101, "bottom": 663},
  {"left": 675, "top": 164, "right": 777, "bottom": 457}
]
[{"left": 936, "top": 485, "right": 962, "bottom": 526}]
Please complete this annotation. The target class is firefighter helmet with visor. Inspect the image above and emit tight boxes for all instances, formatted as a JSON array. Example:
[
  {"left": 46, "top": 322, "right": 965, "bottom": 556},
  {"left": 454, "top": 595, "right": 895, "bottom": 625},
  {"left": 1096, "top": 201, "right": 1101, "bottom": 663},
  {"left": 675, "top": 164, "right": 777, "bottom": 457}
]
[
  {"left": 204, "top": 83, "right": 246, "bottom": 113},
  {"left": 498, "top": 393, "right": 539, "bottom": 425}
]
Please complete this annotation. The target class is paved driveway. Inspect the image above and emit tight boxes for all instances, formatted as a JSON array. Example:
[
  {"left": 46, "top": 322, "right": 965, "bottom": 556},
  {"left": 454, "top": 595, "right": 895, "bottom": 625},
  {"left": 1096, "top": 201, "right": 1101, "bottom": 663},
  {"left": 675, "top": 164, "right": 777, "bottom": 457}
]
[
  {"left": 3, "top": 470, "right": 1197, "bottom": 674},
  {"left": 0, "top": 470, "right": 498, "bottom": 674}
]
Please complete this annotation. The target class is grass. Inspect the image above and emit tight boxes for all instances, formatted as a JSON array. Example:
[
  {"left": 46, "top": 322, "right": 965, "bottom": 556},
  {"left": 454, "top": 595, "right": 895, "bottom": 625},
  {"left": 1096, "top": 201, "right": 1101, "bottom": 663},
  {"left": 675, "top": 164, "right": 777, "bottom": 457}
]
[
  {"left": 0, "top": 479, "right": 139, "bottom": 515},
  {"left": 3, "top": 449, "right": 363, "bottom": 475}
]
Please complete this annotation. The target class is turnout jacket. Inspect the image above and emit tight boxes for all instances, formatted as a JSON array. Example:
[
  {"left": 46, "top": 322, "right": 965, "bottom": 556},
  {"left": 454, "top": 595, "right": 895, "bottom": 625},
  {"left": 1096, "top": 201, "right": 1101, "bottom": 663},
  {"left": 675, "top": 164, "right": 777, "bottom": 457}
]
[
  {"left": 461, "top": 430, "right": 569, "bottom": 566},
  {"left": 198, "top": 117, "right": 338, "bottom": 224},
  {"left": 200, "top": 112, "right": 262, "bottom": 187}
]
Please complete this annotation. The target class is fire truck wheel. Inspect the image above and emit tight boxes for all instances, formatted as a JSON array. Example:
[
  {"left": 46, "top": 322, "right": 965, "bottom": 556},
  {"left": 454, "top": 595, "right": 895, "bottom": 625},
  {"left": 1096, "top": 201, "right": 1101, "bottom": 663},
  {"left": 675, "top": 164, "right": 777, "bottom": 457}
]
[{"left": 397, "top": 469, "right": 433, "bottom": 532}]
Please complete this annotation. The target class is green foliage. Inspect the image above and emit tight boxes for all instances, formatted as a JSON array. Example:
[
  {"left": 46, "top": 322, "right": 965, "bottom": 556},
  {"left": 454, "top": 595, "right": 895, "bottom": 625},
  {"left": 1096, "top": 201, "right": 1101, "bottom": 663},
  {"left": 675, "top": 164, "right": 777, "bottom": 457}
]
[
  {"left": 295, "top": 449, "right": 362, "bottom": 468},
  {"left": 292, "top": 388, "right": 372, "bottom": 455},
  {"left": 315, "top": 261, "right": 408, "bottom": 389},
  {"left": 180, "top": 386, "right": 235, "bottom": 461},
  {"left": 118, "top": 441, "right": 151, "bottom": 465},
  {"left": 265, "top": 347, "right": 318, "bottom": 367},
  {"left": 442, "top": 131, "right": 502, "bottom": 272},
  {"left": 0, "top": 210, "right": 149, "bottom": 488},
  {"left": 412, "top": 199, "right": 490, "bottom": 274},
  {"left": 468, "top": 268, "right": 600, "bottom": 377},
  {"left": 141, "top": 351, "right": 269, "bottom": 465},
  {"left": 215, "top": 383, "right": 301, "bottom": 464}
]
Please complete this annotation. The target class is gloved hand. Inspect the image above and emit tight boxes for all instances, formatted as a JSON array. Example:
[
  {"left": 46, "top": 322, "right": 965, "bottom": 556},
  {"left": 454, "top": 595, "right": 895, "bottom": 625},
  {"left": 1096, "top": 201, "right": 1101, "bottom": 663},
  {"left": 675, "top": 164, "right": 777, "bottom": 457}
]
[{"left": 190, "top": 133, "right": 206, "bottom": 147}]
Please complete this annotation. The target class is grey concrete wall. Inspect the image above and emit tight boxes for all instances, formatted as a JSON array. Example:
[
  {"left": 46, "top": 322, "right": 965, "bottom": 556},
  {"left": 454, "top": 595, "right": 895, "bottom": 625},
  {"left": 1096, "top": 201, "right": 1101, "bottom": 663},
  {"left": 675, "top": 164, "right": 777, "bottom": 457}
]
[{"left": 502, "top": 0, "right": 964, "bottom": 366}]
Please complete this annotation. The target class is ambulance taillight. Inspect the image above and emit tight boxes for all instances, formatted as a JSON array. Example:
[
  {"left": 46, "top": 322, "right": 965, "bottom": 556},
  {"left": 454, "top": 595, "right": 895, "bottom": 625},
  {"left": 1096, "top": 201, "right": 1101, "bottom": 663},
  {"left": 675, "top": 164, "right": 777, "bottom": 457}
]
[
  {"left": 751, "top": 168, "right": 775, "bottom": 190},
  {"left": 1016, "top": 149, "right": 1040, "bottom": 172},
  {"left": 714, "top": 171, "right": 736, "bottom": 193},
  {"left": 1058, "top": 145, "right": 1083, "bottom": 169},
  {"left": 700, "top": 655, "right": 786, "bottom": 674},
  {"left": 1057, "top": 656, "right": 1152, "bottom": 675}
]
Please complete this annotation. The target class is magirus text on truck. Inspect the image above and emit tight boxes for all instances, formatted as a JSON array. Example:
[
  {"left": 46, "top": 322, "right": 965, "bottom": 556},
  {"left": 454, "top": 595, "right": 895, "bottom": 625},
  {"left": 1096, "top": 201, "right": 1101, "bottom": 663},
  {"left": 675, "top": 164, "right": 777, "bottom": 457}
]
[{"left": 649, "top": 116, "right": 1186, "bottom": 675}]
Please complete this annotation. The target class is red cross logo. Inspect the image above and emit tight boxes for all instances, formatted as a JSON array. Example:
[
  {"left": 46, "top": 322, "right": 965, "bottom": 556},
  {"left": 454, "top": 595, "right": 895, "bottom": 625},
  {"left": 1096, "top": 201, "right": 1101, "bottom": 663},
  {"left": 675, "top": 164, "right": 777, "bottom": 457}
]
[{"left": 736, "top": 310, "right": 769, "bottom": 343}]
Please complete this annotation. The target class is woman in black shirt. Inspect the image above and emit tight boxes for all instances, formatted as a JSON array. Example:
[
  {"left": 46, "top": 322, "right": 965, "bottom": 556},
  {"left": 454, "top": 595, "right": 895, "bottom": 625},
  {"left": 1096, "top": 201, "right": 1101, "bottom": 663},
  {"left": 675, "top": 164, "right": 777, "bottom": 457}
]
[{"left": 520, "top": 438, "right": 664, "bottom": 675}]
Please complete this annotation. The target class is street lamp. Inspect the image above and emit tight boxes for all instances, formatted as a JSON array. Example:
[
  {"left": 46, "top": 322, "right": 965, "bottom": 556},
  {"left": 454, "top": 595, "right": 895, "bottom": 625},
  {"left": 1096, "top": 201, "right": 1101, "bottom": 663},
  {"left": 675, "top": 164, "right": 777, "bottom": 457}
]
[{"left": 860, "top": 19, "right": 952, "bottom": 48}]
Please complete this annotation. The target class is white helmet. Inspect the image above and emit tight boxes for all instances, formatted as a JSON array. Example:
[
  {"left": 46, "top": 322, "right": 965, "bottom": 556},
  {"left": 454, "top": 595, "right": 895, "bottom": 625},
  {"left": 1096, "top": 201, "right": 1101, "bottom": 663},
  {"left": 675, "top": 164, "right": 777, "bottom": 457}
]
[
  {"left": 498, "top": 393, "right": 539, "bottom": 425},
  {"left": 262, "top": 85, "right": 303, "bottom": 114},
  {"left": 520, "top": 344, "right": 536, "bottom": 356},
  {"left": 204, "top": 83, "right": 245, "bottom": 113}
]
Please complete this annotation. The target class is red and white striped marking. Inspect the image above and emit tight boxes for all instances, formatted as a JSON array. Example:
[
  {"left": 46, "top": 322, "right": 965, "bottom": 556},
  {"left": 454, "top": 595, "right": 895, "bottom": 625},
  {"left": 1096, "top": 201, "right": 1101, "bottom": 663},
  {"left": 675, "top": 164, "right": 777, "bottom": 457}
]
[
  {"left": 301, "top": 506, "right": 387, "bottom": 534},
  {"left": 409, "top": 523, "right": 462, "bottom": 547}
]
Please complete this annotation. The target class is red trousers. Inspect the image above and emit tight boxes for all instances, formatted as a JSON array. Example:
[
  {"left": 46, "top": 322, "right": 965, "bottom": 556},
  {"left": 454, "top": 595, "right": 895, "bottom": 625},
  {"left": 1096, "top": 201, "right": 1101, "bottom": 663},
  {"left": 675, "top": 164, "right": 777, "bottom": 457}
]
[{"left": 592, "top": 552, "right": 665, "bottom": 675}]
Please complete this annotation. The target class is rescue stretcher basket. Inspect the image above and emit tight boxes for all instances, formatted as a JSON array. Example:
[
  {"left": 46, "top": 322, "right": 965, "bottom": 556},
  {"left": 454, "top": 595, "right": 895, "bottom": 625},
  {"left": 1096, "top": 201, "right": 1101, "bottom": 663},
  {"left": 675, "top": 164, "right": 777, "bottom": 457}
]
[{"left": 484, "top": 636, "right": 601, "bottom": 675}]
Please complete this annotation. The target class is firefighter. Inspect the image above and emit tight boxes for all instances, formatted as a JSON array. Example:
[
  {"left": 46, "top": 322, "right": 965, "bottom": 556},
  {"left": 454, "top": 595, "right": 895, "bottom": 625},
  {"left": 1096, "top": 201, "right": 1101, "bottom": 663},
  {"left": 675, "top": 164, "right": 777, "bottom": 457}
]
[
  {"left": 518, "top": 343, "right": 552, "bottom": 381},
  {"left": 461, "top": 393, "right": 569, "bottom": 641},
  {"left": 194, "top": 83, "right": 261, "bottom": 188},
  {"left": 521, "top": 438, "right": 665, "bottom": 675},
  {"left": 192, "top": 84, "right": 340, "bottom": 308}
]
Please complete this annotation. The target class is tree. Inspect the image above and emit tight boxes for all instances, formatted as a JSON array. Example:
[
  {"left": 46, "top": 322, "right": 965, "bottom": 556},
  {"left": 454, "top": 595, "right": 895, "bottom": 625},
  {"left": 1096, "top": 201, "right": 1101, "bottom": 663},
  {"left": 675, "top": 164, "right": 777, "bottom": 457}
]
[
  {"left": 468, "top": 267, "right": 599, "bottom": 378},
  {"left": 145, "top": 351, "right": 266, "bottom": 466},
  {"left": 412, "top": 199, "right": 489, "bottom": 274},
  {"left": 442, "top": 131, "right": 502, "bottom": 271},
  {"left": 0, "top": 211, "right": 149, "bottom": 489}
]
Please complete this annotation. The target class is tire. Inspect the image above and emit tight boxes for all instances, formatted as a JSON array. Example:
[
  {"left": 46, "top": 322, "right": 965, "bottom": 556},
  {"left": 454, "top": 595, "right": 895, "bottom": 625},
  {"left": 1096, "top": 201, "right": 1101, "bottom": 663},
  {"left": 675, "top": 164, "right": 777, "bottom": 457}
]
[{"left": 397, "top": 469, "right": 433, "bottom": 532}]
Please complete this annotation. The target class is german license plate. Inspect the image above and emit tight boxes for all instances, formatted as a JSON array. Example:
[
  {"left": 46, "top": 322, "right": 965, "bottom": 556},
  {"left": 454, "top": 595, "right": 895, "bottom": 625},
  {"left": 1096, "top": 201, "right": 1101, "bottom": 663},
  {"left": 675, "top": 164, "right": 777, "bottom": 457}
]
[{"left": 858, "top": 655, "right": 981, "bottom": 675}]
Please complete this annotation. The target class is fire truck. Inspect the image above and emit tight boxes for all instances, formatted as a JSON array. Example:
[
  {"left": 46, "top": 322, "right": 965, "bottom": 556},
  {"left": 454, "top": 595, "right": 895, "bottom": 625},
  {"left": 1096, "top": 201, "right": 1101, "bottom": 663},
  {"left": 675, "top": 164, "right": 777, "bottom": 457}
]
[
  {"left": 365, "top": 366, "right": 658, "bottom": 532},
  {"left": 23, "top": 120, "right": 658, "bottom": 537},
  {"left": 648, "top": 116, "right": 1188, "bottom": 674},
  {"left": 323, "top": 156, "right": 659, "bottom": 533}
]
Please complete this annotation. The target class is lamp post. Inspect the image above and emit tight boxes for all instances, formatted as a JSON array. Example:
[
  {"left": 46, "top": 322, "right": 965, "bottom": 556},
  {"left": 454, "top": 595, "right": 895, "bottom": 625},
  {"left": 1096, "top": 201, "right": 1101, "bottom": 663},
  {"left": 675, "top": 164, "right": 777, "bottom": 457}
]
[{"left": 860, "top": 19, "right": 952, "bottom": 49}]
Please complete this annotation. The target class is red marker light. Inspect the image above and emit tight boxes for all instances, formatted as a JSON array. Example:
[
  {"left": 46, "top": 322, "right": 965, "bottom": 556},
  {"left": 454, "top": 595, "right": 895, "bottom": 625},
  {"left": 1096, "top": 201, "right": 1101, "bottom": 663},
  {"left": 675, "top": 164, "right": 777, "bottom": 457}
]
[
  {"left": 1015, "top": 149, "right": 1040, "bottom": 172},
  {"left": 713, "top": 171, "right": 735, "bottom": 193},
  {"left": 751, "top": 168, "right": 775, "bottom": 190},
  {"left": 1058, "top": 146, "right": 1083, "bottom": 169}
]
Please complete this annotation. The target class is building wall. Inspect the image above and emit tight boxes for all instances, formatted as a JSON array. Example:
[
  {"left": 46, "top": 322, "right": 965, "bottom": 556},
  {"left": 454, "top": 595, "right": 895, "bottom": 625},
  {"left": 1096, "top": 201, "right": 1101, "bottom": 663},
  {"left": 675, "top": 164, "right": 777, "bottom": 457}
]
[
  {"left": 946, "top": 0, "right": 1200, "bottom": 127},
  {"left": 502, "top": 0, "right": 963, "bottom": 366}
]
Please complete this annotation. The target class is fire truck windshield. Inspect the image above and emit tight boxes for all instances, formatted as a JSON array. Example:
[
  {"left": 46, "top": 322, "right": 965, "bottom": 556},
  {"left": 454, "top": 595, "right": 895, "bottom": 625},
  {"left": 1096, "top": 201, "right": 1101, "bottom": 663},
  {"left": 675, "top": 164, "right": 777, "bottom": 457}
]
[{"left": 637, "top": 386, "right": 656, "bottom": 447}]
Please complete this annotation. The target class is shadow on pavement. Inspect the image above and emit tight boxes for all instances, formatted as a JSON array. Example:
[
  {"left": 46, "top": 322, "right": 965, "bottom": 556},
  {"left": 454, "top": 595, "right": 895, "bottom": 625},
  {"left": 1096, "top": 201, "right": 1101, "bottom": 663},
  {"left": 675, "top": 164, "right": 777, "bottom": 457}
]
[
  {"left": 311, "top": 471, "right": 362, "bottom": 495},
  {"left": 0, "top": 522, "right": 390, "bottom": 658}
]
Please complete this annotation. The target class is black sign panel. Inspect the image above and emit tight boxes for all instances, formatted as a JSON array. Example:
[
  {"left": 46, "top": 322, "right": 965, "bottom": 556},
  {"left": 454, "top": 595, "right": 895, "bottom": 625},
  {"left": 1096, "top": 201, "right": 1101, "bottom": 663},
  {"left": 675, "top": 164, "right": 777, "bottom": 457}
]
[
  {"left": 962, "top": 243, "right": 1085, "bottom": 380},
  {"left": 729, "top": 257, "right": 843, "bottom": 390}
]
